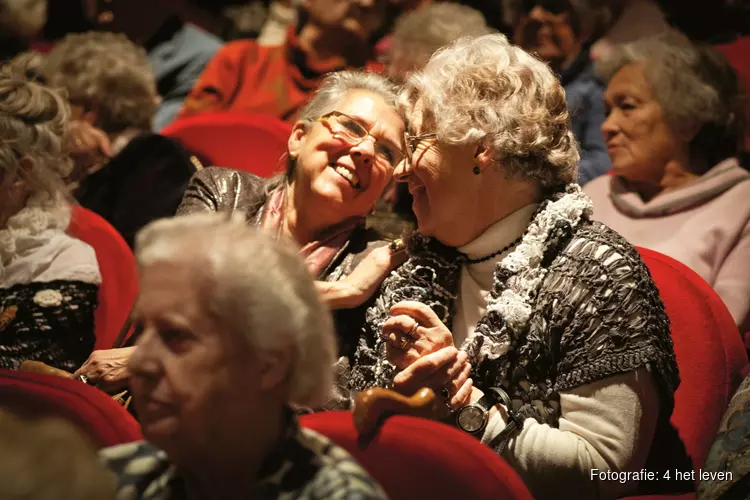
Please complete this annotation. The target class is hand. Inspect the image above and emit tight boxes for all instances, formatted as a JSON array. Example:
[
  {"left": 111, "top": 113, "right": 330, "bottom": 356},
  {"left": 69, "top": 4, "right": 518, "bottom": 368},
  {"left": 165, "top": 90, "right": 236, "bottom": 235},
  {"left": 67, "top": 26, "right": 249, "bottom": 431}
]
[
  {"left": 66, "top": 120, "right": 113, "bottom": 183},
  {"left": 319, "top": 244, "right": 407, "bottom": 310},
  {"left": 392, "top": 347, "right": 473, "bottom": 417},
  {"left": 72, "top": 347, "right": 135, "bottom": 392},
  {"left": 382, "top": 300, "right": 454, "bottom": 370}
]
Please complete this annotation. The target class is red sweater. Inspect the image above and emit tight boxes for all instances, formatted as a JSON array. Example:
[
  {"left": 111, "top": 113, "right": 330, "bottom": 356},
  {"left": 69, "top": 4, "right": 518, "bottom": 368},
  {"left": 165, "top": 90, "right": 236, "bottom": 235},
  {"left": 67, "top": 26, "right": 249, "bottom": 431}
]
[{"left": 178, "top": 28, "right": 370, "bottom": 123}]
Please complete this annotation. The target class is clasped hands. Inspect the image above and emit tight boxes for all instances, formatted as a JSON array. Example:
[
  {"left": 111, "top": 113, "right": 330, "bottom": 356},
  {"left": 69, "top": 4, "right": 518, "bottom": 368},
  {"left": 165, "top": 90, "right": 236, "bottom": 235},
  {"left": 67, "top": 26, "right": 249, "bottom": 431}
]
[{"left": 382, "top": 301, "right": 473, "bottom": 418}]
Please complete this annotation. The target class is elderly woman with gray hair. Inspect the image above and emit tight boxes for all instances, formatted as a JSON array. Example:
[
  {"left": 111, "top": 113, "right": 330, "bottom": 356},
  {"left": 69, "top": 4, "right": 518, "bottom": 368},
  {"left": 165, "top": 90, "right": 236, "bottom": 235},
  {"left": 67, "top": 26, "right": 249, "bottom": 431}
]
[
  {"left": 100, "top": 213, "right": 386, "bottom": 499},
  {"left": 0, "top": 56, "right": 100, "bottom": 372},
  {"left": 74, "top": 71, "right": 408, "bottom": 402},
  {"left": 345, "top": 34, "right": 679, "bottom": 499},
  {"left": 584, "top": 32, "right": 750, "bottom": 333}
]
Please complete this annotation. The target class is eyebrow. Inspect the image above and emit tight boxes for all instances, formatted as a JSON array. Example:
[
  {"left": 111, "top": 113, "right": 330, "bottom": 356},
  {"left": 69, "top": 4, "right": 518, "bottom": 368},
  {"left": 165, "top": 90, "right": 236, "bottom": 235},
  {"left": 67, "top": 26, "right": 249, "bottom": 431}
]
[{"left": 347, "top": 113, "right": 405, "bottom": 153}]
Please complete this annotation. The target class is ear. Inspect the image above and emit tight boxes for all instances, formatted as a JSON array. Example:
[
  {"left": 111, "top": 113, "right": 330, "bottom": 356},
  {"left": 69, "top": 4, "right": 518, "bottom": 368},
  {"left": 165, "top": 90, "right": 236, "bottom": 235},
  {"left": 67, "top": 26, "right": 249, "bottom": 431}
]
[
  {"left": 287, "top": 121, "right": 309, "bottom": 159},
  {"left": 473, "top": 145, "right": 496, "bottom": 174},
  {"left": 258, "top": 347, "right": 294, "bottom": 392}
]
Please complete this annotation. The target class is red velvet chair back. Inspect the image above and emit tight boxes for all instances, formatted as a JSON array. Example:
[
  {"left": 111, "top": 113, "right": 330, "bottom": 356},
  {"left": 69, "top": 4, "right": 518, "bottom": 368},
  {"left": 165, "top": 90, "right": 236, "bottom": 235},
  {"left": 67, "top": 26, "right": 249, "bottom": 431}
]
[
  {"left": 0, "top": 370, "right": 141, "bottom": 448},
  {"left": 67, "top": 205, "right": 139, "bottom": 350},
  {"left": 161, "top": 113, "right": 291, "bottom": 178},
  {"left": 301, "top": 411, "right": 533, "bottom": 500},
  {"left": 637, "top": 248, "right": 748, "bottom": 475}
]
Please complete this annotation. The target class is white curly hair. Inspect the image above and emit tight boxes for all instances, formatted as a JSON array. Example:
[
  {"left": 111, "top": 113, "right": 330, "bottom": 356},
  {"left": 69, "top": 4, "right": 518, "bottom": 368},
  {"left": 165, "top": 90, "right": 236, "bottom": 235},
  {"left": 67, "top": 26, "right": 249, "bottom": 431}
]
[
  {"left": 400, "top": 33, "right": 579, "bottom": 191},
  {"left": 135, "top": 212, "right": 338, "bottom": 408}
]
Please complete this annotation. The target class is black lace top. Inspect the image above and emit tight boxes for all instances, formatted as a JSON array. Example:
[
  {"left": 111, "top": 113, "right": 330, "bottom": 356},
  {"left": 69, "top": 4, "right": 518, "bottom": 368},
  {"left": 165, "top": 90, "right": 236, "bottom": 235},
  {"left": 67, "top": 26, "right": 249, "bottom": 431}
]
[{"left": 0, "top": 280, "right": 98, "bottom": 372}]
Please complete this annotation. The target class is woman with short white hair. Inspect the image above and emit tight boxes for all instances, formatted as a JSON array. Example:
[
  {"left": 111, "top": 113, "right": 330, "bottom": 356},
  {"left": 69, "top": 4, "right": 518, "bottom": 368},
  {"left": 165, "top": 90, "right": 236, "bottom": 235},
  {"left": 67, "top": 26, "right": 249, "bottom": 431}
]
[
  {"left": 101, "top": 212, "right": 387, "bottom": 499},
  {"left": 347, "top": 34, "right": 679, "bottom": 499},
  {"left": 0, "top": 56, "right": 101, "bottom": 371}
]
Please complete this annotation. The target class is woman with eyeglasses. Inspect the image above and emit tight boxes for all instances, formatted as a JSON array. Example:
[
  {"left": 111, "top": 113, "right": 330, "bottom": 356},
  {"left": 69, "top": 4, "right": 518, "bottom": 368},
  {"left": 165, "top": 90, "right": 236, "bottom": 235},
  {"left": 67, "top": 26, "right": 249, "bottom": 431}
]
[
  {"left": 73, "top": 71, "right": 415, "bottom": 409},
  {"left": 344, "top": 35, "right": 679, "bottom": 499}
]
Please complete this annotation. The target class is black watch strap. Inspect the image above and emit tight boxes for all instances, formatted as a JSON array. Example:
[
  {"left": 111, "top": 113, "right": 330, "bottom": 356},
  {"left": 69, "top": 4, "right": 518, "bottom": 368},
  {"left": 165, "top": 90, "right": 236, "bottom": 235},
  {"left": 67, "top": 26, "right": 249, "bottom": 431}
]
[{"left": 485, "top": 387, "right": 525, "bottom": 454}]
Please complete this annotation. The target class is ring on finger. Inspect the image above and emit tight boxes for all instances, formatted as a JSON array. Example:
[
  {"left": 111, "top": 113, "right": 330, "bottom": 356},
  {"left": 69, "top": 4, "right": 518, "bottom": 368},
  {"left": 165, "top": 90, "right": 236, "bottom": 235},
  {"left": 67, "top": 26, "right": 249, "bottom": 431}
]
[
  {"left": 441, "top": 386, "right": 453, "bottom": 411},
  {"left": 395, "top": 334, "right": 412, "bottom": 350}
]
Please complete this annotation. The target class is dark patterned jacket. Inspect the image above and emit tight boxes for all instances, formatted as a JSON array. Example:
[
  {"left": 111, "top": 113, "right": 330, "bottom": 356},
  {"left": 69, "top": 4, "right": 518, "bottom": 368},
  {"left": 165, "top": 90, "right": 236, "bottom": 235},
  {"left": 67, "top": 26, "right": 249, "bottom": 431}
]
[{"left": 176, "top": 167, "right": 386, "bottom": 364}]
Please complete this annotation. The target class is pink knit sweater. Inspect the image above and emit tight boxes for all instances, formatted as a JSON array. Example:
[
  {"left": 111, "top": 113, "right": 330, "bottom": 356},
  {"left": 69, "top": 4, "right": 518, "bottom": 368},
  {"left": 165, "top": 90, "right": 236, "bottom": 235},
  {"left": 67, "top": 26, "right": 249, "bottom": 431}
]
[{"left": 584, "top": 158, "right": 750, "bottom": 333}]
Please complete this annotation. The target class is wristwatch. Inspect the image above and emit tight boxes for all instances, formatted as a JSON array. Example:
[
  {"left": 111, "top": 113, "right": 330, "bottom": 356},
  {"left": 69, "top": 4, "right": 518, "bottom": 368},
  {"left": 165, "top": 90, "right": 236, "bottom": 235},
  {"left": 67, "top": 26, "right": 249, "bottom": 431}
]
[{"left": 455, "top": 387, "right": 510, "bottom": 435}]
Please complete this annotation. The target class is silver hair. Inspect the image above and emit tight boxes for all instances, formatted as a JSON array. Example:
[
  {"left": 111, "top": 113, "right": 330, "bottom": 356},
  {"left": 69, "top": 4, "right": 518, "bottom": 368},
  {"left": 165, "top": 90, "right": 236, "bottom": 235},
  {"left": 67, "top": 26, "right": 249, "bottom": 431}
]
[
  {"left": 134, "top": 213, "right": 337, "bottom": 408},
  {"left": 597, "top": 30, "right": 746, "bottom": 166},
  {"left": 401, "top": 33, "right": 579, "bottom": 191},
  {"left": 388, "top": 3, "right": 493, "bottom": 75},
  {"left": 0, "top": 55, "right": 71, "bottom": 199}
]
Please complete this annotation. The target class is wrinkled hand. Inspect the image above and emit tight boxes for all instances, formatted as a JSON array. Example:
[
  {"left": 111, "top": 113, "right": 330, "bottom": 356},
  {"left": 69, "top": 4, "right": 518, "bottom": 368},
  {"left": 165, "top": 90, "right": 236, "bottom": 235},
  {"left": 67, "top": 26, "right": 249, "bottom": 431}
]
[
  {"left": 392, "top": 346, "right": 473, "bottom": 418},
  {"left": 339, "top": 244, "right": 407, "bottom": 308},
  {"left": 72, "top": 347, "right": 135, "bottom": 392},
  {"left": 66, "top": 120, "right": 113, "bottom": 183},
  {"left": 383, "top": 300, "right": 454, "bottom": 370}
]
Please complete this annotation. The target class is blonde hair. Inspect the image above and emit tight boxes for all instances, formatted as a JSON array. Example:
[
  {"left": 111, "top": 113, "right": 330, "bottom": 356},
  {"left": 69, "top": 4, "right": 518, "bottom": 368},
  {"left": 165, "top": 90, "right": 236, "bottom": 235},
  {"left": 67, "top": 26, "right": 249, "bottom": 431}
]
[
  {"left": 0, "top": 410, "right": 117, "bottom": 500},
  {"left": 135, "top": 213, "right": 338, "bottom": 408},
  {"left": 401, "top": 33, "right": 579, "bottom": 191},
  {"left": 43, "top": 31, "right": 158, "bottom": 134},
  {"left": 0, "top": 55, "right": 71, "bottom": 198}
]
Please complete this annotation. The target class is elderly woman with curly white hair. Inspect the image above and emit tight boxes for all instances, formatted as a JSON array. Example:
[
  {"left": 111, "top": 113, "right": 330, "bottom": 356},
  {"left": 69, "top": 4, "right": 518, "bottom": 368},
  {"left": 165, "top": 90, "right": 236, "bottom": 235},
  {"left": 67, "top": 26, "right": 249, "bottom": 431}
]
[
  {"left": 0, "top": 57, "right": 101, "bottom": 371},
  {"left": 584, "top": 32, "right": 750, "bottom": 333},
  {"left": 101, "top": 213, "right": 386, "bottom": 499},
  {"left": 345, "top": 34, "right": 680, "bottom": 499}
]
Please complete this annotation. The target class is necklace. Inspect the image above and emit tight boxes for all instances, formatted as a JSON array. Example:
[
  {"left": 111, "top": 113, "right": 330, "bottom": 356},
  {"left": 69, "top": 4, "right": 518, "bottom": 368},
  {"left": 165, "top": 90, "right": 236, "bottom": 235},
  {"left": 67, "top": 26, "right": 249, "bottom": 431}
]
[{"left": 461, "top": 235, "right": 523, "bottom": 264}]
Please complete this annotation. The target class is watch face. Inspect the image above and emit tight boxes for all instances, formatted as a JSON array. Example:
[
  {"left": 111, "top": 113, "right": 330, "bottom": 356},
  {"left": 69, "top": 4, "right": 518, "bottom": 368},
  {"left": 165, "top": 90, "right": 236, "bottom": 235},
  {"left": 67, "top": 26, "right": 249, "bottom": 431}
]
[{"left": 457, "top": 405, "right": 486, "bottom": 433}]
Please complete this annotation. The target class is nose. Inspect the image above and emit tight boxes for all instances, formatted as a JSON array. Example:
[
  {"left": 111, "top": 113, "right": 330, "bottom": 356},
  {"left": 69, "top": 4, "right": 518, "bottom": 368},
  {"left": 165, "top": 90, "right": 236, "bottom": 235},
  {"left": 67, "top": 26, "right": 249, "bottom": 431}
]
[
  {"left": 601, "top": 110, "right": 618, "bottom": 142},
  {"left": 128, "top": 327, "right": 162, "bottom": 380},
  {"left": 350, "top": 136, "right": 376, "bottom": 165},
  {"left": 393, "top": 156, "right": 411, "bottom": 182}
]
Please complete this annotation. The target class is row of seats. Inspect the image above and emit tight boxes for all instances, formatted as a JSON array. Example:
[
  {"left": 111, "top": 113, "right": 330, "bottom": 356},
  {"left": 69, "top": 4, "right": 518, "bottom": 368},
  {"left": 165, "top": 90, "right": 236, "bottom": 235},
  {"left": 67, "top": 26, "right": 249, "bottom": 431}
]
[{"left": 1, "top": 220, "right": 748, "bottom": 498}]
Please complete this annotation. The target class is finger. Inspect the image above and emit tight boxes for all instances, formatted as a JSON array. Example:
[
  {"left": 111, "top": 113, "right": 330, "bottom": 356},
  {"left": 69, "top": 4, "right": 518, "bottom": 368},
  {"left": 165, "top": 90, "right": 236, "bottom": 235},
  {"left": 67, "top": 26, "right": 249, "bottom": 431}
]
[
  {"left": 393, "top": 346, "right": 458, "bottom": 389},
  {"left": 382, "top": 315, "right": 419, "bottom": 337},
  {"left": 451, "top": 378, "right": 473, "bottom": 409},
  {"left": 385, "top": 342, "right": 418, "bottom": 371},
  {"left": 390, "top": 301, "right": 442, "bottom": 328},
  {"left": 93, "top": 129, "right": 114, "bottom": 157}
]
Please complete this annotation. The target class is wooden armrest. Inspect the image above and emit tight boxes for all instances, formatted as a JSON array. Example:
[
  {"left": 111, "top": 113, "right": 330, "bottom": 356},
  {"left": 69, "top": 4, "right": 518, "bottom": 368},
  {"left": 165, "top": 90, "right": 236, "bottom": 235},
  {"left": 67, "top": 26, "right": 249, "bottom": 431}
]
[
  {"left": 19, "top": 361, "right": 74, "bottom": 379},
  {"left": 353, "top": 387, "right": 437, "bottom": 436}
]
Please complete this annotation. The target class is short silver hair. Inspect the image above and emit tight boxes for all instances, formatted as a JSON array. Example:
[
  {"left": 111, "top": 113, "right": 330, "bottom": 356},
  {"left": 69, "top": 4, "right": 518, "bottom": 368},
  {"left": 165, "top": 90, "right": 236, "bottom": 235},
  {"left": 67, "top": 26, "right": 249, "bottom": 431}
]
[
  {"left": 401, "top": 33, "right": 579, "bottom": 191},
  {"left": 388, "top": 3, "right": 493, "bottom": 75},
  {"left": 135, "top": 213, "right": 337, "bottom": 408},
  {"left": 597, "top": 30, "right": 746, "bottom": 166},
  {"left": 0, "top": 55, "right": 71, "bottom": 199}
]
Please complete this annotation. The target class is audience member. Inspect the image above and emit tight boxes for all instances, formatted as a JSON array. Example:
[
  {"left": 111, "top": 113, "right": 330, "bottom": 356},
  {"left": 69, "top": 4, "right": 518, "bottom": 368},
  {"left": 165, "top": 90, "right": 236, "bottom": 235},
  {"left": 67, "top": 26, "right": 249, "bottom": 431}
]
[
  {"left": 80, "top": 0, "right": 222, "bottom": 131},
  {"left": 0, "top": 56, "right": 100, "bottom": 371},
  {"left": 347, "top": 34, "right": 679, "bottom": 499},
  {"left": 74, "top": 71, "right": 406, "bottom": 404},
  {"left": 100, "top": 213, "right": 388, "bottom": 499},
  {"left": 589, "top": 0, "right": 670, "bottom": 62},
  {"left": 0, "top": 410, "right": 117, "bottom": 500},
  {"left": 513, "top": 0, "right": 611, "bottom": 185},
  {"left": 42, "top": 32, "right": 198, "bottom": 248},
  {"left": 0, "top": 0, "right": 47, "bottom": 62},
  {"left": 584, "top": 32, "right": 750, "bottom": 332},
  {"left": 177, "top": 0, "right": 393, "bottom": 122}
]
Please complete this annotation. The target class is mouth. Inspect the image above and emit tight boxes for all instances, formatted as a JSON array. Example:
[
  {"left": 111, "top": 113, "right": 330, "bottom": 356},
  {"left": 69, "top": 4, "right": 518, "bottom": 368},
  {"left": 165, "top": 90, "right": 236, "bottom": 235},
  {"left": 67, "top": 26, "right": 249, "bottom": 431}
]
[{"left": 330, "top": 163, "right": 362, "bottom": 190}]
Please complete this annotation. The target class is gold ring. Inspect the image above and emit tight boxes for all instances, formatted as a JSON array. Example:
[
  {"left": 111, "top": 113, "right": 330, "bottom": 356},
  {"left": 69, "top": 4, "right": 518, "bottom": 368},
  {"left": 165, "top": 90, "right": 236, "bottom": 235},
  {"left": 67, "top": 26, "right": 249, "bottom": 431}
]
[
  {"left": 389, "top": 238, "right": 405, "bottom": 252},
  {"left": 396, "top": 334, "right": 412, "bottom": 350}
]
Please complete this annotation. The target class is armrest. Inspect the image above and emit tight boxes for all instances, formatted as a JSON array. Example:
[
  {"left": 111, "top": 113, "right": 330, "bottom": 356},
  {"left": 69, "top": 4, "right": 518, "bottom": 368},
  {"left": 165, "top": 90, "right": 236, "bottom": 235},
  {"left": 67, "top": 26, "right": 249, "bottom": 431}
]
[
  {"left": 19, "top": 361, "right": 74, "bottom": 379},
  {"left": 353, "top": 387, "right": 439, "bottom": 435}
]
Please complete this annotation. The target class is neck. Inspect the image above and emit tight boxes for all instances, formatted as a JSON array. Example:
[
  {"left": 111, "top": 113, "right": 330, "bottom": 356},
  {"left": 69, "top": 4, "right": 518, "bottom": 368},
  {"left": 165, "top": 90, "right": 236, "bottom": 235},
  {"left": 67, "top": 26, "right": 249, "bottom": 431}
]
[
  {"left": 181, "top": 405, "right": 287, "bottom": 500},
  {"left": 634, "top": 157, "right": 702, "bottom": 202},
  {"left": 283, "top": 181, "right": 341, "bottom": 245},
  {"left": 296, "top": 23, "right": 361, "bottom": 63}
]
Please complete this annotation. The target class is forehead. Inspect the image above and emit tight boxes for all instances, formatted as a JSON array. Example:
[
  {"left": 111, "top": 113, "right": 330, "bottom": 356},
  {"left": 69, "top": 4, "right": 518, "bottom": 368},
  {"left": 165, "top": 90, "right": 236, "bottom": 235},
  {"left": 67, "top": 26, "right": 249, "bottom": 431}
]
[
  {"left": 406, "top": 98, "right": 435, "bottom": 134},
  {"left": 333, "top": 89, "right": 405, "bottom": 140},
  {"left": 137, "top": 260, "right": 205, "bottom": 318},
  {"left": 605, "top": 63, "right": 652, "bottom": 100}
]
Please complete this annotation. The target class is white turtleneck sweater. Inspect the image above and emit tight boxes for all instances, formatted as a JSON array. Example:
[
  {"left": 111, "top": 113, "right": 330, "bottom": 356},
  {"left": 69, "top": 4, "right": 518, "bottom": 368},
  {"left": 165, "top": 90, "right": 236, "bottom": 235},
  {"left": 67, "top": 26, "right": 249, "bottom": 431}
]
[{"left": 453, "top": 204, "right": 659, "bottom": 500}]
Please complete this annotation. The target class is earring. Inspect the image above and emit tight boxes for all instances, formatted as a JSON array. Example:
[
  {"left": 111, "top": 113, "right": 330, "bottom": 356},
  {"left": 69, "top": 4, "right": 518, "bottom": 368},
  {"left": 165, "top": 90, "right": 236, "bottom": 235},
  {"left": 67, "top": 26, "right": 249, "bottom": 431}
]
[
  {"left": 289, "top": 152, "right": 298, "bottom": 160},
  {"left": 473, "top": 165, "right": 481, "bottom": 175}
]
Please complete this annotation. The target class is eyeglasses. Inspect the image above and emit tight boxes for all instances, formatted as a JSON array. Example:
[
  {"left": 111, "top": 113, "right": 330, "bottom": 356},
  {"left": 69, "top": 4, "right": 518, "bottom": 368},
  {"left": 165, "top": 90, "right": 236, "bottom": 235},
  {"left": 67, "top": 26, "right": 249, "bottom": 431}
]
[
  {"left": 317, "top": 111, "right": 405, "bottom": 170},
  {"left": 404, "top": 131, "right": 437, "bottom": 161}
]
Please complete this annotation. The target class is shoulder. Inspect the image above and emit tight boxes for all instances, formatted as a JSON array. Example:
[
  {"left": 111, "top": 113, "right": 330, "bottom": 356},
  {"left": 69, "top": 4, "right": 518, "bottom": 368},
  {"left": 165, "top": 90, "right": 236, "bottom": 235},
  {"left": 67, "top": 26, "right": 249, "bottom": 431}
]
[
  {"left": 100, "top": 441, "right": 174, "bottom": 496},
  {"left": 189, "top": 166, "right": 266, "bottom": 195},
  {"left": 213, "top": 39, "right": 264, "bottom": 63},
  {"left": 295, "top": 428, "right": 387, "bottom": 499},
  {"left": 180, "top": 24, "right": 222, "bottom": 57}
]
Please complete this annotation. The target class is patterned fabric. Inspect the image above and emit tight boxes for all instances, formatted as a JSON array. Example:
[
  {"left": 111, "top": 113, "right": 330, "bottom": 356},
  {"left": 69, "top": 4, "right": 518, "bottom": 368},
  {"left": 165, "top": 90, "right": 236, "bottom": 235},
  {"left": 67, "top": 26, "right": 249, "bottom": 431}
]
[
  {"left": 0, "top": 280, "right": 97, "bottom": 372},
  {"left": 347, "top": 188, "right": 679, "bottom": 428},
  {"left": 100, "top": 413, "right": 387, "bottom": 499},
  {"left": 698, "top": 373, "right": 750, "bottom": 499}
]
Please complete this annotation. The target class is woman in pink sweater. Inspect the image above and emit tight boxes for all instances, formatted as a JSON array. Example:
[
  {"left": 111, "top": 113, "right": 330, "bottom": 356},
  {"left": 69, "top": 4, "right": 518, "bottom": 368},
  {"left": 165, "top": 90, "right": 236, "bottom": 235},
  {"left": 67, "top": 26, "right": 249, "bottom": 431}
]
[{"left": 584, "top": 31, "right": 750, "bottom": 332}]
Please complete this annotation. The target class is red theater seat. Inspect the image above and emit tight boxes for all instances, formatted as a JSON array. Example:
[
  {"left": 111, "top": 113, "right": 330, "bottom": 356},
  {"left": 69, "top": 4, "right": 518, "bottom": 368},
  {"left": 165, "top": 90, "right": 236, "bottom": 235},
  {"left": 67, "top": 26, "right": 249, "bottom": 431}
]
[
  {"left": 0, "top": 370, "right": 141, "bottom": 448},
  {"left": 161, "top": 113, "right": 291, "bottom": 178},
  {"left": 301, "top": 411, "right": 533, "bottom": 500},
  {"left": 67, "top": 205, "right": 139, "bottom": 350},
  {"left": 632, "top": 248, "right": 748, "bottom": 497}
]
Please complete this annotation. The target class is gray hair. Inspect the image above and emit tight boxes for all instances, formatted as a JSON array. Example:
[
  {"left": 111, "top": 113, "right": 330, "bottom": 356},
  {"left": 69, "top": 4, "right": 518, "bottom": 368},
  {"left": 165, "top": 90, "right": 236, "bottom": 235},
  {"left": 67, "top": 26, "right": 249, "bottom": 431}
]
[
  {"left": 597, "top": 30, "right": 746, "bottom": 167},
  {"left": 0, "top": 55, "right": 71, "bottom": 199},
  {"left": 401, "top": 33, "right": 579, "bottom": 191},
  {"left": 42, "top": 31, "right": 158, "bottom": 134},
  {"left": 135, "top": 213, "right": 337, "bottom": 408},
  {"left": 388, "top": 3, "right": 493, "bottom": 76}
]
